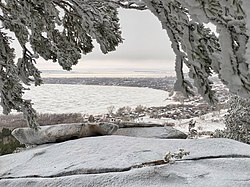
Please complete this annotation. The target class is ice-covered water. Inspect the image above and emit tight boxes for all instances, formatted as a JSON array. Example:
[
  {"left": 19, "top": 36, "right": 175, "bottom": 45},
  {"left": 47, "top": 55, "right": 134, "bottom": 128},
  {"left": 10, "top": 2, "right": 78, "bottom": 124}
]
[{"left": 12, "top": 84, "right": 171, "bottom": 114}]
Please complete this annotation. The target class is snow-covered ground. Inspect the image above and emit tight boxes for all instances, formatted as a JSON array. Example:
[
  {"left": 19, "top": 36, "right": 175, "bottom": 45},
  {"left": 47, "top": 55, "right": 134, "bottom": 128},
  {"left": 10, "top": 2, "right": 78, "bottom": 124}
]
[
  {"left": 1, "top": 136, "right": 250, "bottom": 187},
  {"left": 0, "top": 84, "right": 172, "bottom": 115},
  {"left": 135, "top": 109, "right": 226, "bottom": 136}
]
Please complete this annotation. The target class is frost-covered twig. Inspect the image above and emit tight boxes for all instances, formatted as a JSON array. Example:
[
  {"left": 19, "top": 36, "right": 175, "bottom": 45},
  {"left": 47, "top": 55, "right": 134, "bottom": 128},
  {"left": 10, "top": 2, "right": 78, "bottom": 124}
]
[{"left": 164, "top": 149, "right": 190, "bottom": 163}]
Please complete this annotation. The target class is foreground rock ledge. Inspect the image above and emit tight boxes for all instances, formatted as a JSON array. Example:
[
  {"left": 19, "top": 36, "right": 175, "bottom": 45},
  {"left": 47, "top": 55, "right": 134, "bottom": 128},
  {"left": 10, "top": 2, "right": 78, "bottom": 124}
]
[
  {"left": 0, "top": 136, "right": 250, "bottom": 187},
  {"left": 114, "top": 126, "right": 187, "bottom": 139},
  {"left": 11, "top": 123, "right": 119, "bottom": 145}
]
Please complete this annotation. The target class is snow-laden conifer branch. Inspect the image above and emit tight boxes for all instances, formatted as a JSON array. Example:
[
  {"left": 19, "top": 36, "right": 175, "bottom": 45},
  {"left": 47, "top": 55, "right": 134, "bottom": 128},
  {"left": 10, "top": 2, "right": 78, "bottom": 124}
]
[
  {"left": 0, "top": 32, "right": 39, "bottom": 129},
  {"left": 0, "top": 0, "right": 123, "bottom": 128},
  {"left": 180, "top": 0, "right": 250, "bottom": 99},
  {"left": 143, "top": 0, "right": 220, "bottom": 104},
  {"left": 140, "top": 0, "right": 250, "bottom": 104}
]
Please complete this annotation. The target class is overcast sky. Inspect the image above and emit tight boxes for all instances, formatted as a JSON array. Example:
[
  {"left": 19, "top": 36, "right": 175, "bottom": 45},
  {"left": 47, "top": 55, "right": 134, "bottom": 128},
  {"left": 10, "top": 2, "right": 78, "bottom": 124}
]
[{"left": 35, "top": 9, "right": 176, "bottom": 71}]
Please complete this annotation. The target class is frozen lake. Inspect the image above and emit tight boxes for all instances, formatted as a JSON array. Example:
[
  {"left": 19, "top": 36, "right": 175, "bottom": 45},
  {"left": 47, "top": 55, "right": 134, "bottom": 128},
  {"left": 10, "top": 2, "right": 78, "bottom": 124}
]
[{"left": 14, "top": 84, "right": 171, "bottom": 114}]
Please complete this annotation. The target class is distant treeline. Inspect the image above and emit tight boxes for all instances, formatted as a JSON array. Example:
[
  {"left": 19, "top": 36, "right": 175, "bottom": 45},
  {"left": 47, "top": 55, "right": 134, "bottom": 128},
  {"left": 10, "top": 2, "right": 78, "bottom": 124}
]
[{"left": 42, "top": 77, "right": 176, "bottom": 92}]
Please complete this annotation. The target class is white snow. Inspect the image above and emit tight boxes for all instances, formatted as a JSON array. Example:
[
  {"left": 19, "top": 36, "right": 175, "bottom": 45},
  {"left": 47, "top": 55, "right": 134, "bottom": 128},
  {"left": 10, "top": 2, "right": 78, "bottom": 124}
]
[
  {"left": 135, "top": 109, "right": 226, "bottom": 135},
  {"left": 13, "top": 84, "right": 171, "bottom": 115},
  {"left": 0, "top": 136, "right": 250, "bottom": 187}
]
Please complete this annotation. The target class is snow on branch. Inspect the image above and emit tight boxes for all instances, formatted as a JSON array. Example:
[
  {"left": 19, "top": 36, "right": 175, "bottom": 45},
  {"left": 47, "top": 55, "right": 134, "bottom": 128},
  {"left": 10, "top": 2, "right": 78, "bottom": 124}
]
[
  {"left": 141, "top": 0, "right": 250, "bottom": 104},
  {"left": 107, "top": 0, "right": 147, "bottom": 10},
  {"left": 179, "top": 0, "right": 249, "bottom": 98},
  {"left": 143, "top": 0, "right": 220, "bottom": 104},
  {"left": 0, "top": 0, "right": 123, "bottom": 128}
]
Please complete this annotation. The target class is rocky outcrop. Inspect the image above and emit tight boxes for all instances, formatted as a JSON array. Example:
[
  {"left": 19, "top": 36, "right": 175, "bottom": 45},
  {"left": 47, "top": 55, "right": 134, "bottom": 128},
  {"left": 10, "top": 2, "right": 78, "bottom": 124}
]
[
  {"left": 12, "top": 123, "right": 118, "bottom": 145},
  {"left": 0, "top": 136, "right": 249, "bottom": 187},
  {"left": 114, "top": 126, "right": 187, "bottom": 139}
]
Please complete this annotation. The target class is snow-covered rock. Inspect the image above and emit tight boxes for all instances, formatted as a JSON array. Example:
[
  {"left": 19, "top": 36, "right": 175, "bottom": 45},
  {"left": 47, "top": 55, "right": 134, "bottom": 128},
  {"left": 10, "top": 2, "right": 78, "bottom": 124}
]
[
  {"left": 114, "top": 126, "right": 187, "bottom": 139},
  {"left": 0, "top": 136, "right": 249, "bottom": 187},
  {"left": 11, "top": 123, "right": 118, "bottom": 145}
]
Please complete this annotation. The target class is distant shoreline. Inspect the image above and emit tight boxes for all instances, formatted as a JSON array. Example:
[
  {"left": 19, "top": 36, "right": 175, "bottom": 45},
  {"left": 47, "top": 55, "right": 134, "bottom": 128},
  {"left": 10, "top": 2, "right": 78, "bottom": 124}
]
[
  {"left": 40, "top": 69, "right": 177, "bottom": 79},
  {"left": 42, "top": 77, "right": 177, "bottom": 92}
]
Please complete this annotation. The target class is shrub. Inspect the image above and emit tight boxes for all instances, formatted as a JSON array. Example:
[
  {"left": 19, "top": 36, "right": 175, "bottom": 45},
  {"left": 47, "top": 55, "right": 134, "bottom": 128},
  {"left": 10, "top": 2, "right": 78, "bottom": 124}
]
[
  {"left": 214, "top": 96, "right": 250, "bottom": 144},
  {"left": 134, "top": 105, "right": 146, "bottom": 114},
  {"left": 0, "top": 128, "right": 25, "bottom": 156}
]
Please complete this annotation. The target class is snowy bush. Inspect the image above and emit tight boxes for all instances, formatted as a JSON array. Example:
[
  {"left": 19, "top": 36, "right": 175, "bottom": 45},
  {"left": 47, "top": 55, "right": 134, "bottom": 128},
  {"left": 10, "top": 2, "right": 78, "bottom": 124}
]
[
  {"left": 1, "top": 0, "right": 250, "bottom": 128},
  {"left": 215, "top": 96, "right": 250, "bottom": 144},
  {"left": 134, "top": 105, "right": 146, "bottom": 114}
]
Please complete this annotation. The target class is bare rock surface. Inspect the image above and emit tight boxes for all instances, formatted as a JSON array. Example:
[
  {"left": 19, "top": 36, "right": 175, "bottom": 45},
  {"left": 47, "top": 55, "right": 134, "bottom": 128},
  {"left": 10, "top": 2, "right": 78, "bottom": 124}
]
[
  {"left": 11, "top": 123, "right": 118, "bottom": 145},
  {"left": 0, "top": 136, "right": 250, "bottom": 186},
  {"left": 114, "top": 126, "right": 187, "bottom": 139}
]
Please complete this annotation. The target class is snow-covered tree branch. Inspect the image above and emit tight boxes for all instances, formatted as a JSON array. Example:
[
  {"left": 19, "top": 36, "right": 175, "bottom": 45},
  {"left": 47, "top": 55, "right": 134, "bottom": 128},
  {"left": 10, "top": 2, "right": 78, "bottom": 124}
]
[
  {"left": 142, "top": 0, "right": 249, "bottom": 105},
  {"left": 0, "top": 0, "right": 122, "bottom": 128},
  {"left": 0, "top": 0, "right": 250, "bottom": 129}
]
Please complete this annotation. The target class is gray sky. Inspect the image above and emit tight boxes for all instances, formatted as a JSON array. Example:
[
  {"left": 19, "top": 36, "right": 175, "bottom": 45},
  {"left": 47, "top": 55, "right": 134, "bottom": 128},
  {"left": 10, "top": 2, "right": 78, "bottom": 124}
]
[{"left": 36, "top": 9, "right": 176, "bottom": 71}]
